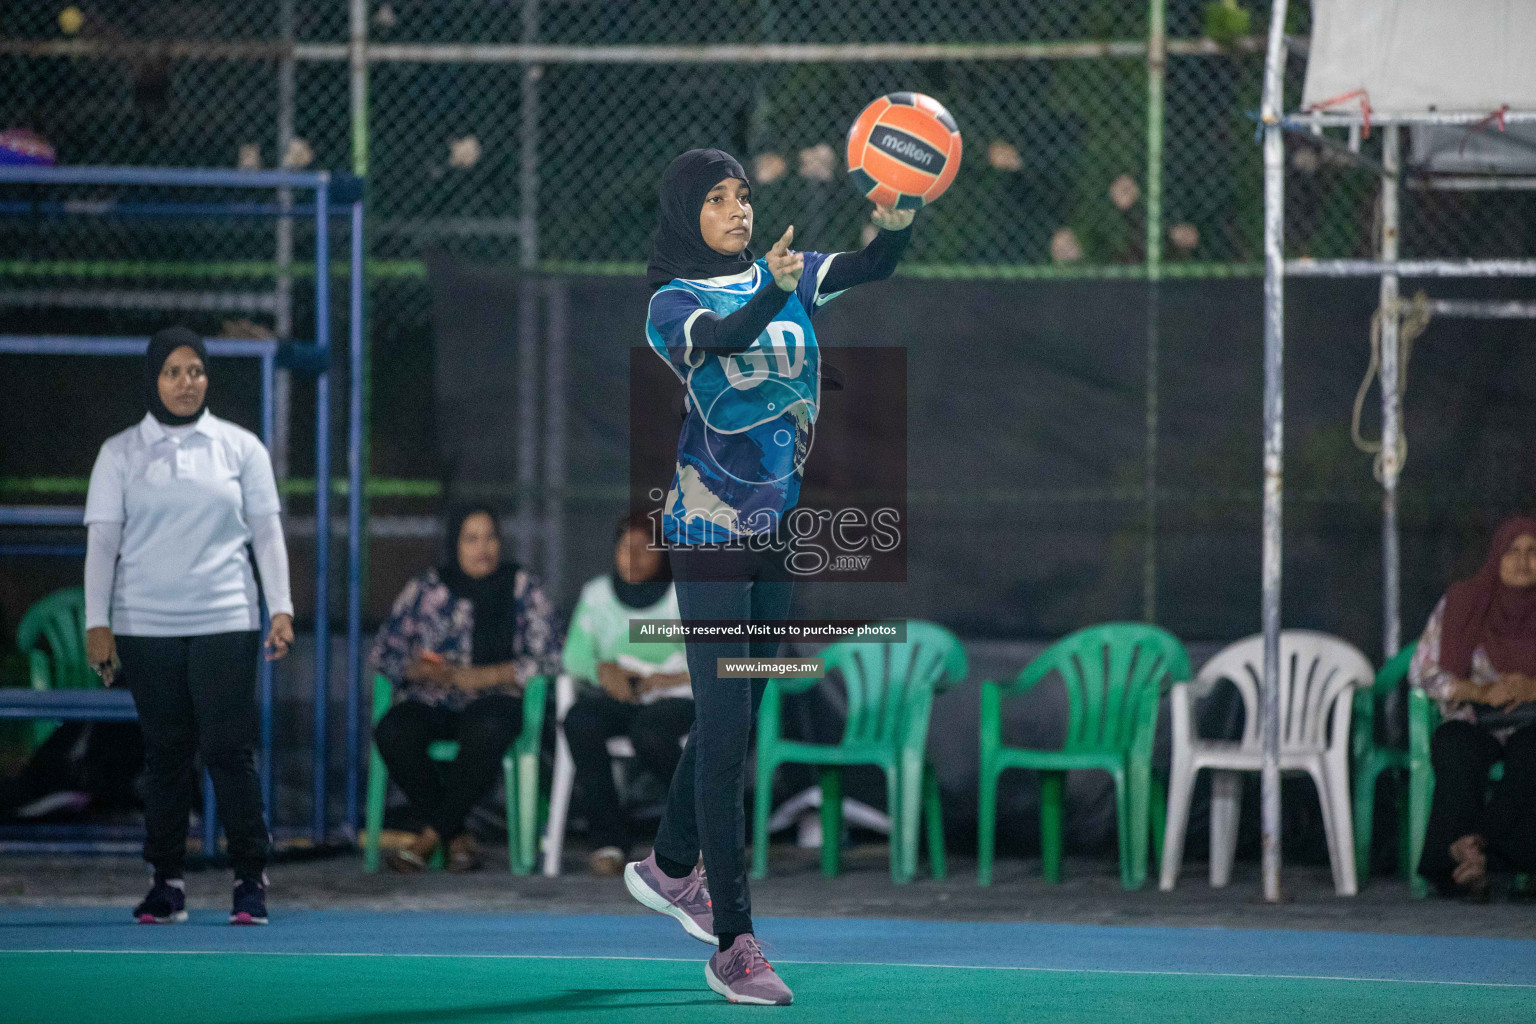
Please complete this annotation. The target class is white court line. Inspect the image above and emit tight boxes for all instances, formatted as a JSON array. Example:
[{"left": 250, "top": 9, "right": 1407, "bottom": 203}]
[{"left": 1, "top": 949, "right": 1533, "bottom": 991}]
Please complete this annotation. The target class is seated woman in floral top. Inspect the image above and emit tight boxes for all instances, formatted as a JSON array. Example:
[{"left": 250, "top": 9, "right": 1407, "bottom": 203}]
[
  {"left": 1409, "top": 516, "right": 1536, "bottom": 899},
  {"left": 369, "top": 504, "right": 560, "bottom": 872}
]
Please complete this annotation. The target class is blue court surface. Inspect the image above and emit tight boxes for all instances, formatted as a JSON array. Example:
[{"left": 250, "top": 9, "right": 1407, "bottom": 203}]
[{"left": 2, "top": 908, "right": 1535, "bottom": 1022}]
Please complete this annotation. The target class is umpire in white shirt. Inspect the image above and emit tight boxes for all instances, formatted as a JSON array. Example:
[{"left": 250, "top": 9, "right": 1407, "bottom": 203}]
[{"left": 83, "top": 326, "right": 294, "bottom": 926}]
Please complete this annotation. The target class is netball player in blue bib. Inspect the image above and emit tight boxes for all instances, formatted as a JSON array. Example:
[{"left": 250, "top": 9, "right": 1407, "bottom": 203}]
[{"left": 624, "top": 148, "right": 912, "bottom": 1006}]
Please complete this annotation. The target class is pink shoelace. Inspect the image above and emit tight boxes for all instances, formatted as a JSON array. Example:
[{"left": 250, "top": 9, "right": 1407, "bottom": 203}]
[
  {"left": 730, "top": 936, "right": 774, "bottom": 977},
  {"left": 680, "top": 867, "right": 712, "bottom": 910}
]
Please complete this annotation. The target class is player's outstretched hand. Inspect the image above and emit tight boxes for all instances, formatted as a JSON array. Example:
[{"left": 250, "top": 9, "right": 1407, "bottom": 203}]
[
  {"left": 767, "top": 225, "right": 804, "bottom": 292},
  {"left": 871, "top": 205, "right": 915, "bottom": 231}
]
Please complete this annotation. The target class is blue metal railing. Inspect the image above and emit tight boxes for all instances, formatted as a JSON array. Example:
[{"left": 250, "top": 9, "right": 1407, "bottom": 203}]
[{"left": 0, "top": 165, "right": 367, "bottom": 851}]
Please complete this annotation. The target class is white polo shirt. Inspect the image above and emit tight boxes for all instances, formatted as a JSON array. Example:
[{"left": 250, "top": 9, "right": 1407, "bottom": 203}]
[{"left": 84, "top": 410, "right": 283, "bottom": 636}]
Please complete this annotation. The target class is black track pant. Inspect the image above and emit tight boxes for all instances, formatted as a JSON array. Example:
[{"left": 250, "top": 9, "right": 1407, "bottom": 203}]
[
  {"left": 651, "top": 541, "right": 794, "bottom": 938},
  {"left": 1419, "top": 719, "right": 1536, "bottom": 893},
  {"left": 373, "top": 695, "right": 524, "bottom": 841},
  {"left": 117, "top": 631, "right": 269, "bottom": 880},
  {"left": 563, "top": 692, "right": 694, "bottom": 852}
]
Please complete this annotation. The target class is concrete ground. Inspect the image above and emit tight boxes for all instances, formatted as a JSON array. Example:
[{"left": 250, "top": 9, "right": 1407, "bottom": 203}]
[{"left": 2, "top": 840, "right": 1532, "bottom": 940}]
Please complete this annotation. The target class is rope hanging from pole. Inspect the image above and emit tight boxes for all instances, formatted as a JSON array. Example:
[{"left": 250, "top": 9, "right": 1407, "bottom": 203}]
[{"left": 1350, "top": 290, "right": 1430, "bottom": 481}]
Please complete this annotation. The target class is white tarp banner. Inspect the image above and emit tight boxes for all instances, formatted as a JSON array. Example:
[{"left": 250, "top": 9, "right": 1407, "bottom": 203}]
[
  {"left": 1303, "top": 0, "right": 1536, "bottom": 115},
  {"left": 1411, "top": 123, "right": 1536, "bottom": 174}
]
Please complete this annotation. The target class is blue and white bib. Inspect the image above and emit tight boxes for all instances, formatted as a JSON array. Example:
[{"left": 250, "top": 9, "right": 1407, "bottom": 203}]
[{"left": 646, "top": 251, "right": 845, "bottom": 543}]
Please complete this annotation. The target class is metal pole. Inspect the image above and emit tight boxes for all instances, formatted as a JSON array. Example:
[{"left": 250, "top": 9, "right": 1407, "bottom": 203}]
[
  {"left": 1286, "top": 259, "right": 1536, "bottom": 277},
  {"left": 274, "top": 0, "right": 296, "bottom": 480},
  {"left": 1259, "top": 0, "right": 1290, "bottom": 905},
  {"left": 348, "top": 0, "right": 371, "bottom": 839},
  {"left": 312, "top": 178, "right": 331, "bottom": 845},
  {"left": 515, "top": 0, "right": 541, "bottom": 565},
  {"left": 345, "top": 200, "right": 365, "bottom": 836},
  {"left": 544, "top": 279, "right": 567, "bottom": 606},
  {"left": 1142, "top": 0, "right": 1166, "bottom": 623},
  {"left": 260, "top": 351, "right": 276, "bottom": 452},
  {"left": 1379, "top": 126, "right": 1402, "bottom": 660},
  {"left": 259, "top": 349, "right": 276, "bottom": 812},
  {"left": 350, "top": 0, "right": 369, "bottom": 175}
]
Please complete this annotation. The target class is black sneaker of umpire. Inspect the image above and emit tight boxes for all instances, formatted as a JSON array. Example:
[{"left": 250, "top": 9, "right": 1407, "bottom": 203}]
[
  {"left": 133, "top": 877, "right": 187, "bottom": 924},
  {"left": 230, "top": 875, "right": 269, "bottom": 925}
]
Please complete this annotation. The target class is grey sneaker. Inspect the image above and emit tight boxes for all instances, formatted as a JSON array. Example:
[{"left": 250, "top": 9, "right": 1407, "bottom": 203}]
[
  {"left": 623, "top": 851, "right": 717, "bottom": 945},
  {"left": 705, "top": 935, "right": 793, "bottom": 1006}
]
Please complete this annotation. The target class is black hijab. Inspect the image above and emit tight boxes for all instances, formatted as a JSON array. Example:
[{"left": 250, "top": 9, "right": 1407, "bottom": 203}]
[
  {"left": 646, "top": 148, "right": 755, "bottom": 289},
  {"left": 144, "top": 326, "right": 209, "bottom": 426},
  {"left": 439, "top": 504, "right": 521, "bottom": 666}
]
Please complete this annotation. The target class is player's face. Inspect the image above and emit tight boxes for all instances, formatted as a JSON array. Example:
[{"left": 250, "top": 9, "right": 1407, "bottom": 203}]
[
  {"left": 456, "top": 512, "right": 502, "bottom": 579},
  {"left": 157, "top": 345, "right": 207, "bottom": 417},
  {"left": 699, "top": 177, "right": 752, "bottom": 255}
]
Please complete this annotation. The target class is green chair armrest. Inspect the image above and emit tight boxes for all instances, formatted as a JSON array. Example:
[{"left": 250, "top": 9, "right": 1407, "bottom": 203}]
[
  {"left": 28, "top": 650, "right": 52, "bottom": 691},
  {"left": 1374, "top": 642, "right": 1418, "bottom": 699},
  {"left": 371, "top": 673, "right": 394, "bottom": 725},
  {"left": 517, "top": 675, "right": 550, "bottom": 754},
  {"left": 1351, "top": 688, "right": 1375, "bottom": 764},
  {"left": 1129, "top": 685, "right": 1160, "bottom": 761},
  {"left": 1408, "top": 687, "right": 1439, "bottom": 760},
  {"left": 986, "top": 669, "right": 1044, "bottom": 701}
]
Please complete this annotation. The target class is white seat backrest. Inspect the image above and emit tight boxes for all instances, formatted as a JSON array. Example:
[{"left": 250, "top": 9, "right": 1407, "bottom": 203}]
[{"left": 1192, "top": 631, "right": 1374, "bottom": 751}]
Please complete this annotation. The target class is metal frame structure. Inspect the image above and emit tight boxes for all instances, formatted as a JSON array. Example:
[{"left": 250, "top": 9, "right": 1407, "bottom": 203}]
[
  {"left": 1258, "top": 1, "right": 1536, "bottom": 902},
  {"left": 0, "top": 165, "right": 367, "bottom": 850}
]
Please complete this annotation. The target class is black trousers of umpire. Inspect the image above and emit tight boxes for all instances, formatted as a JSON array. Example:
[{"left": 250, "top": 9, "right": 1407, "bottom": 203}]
[
  {"left": 116, "top": 631, "right": 270, "bottom": 880},
  {"left": 651, "top": 540, "right": 794, "bottom": 938},
  {"left": 563, "top": 692, "right": 694, "bottom": 852},
  {"left": 1420, "top": 719, "right": 1536, "bottom": 894},
  {"left": 372, "top": 694, "right": 525, "bottom": 841}
]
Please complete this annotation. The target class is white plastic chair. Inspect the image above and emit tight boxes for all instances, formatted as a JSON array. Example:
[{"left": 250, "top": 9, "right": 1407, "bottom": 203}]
[
  {"left": 1158, "top": 630, "right": 1373, "bottom": 896},
  {"left": 541, "top": 672, "right": 688, "bottom": 876}
]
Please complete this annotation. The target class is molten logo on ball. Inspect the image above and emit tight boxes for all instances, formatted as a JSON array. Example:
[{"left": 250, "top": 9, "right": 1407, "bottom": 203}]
[{"left": 870, "top": 127, "right": 942, "bottom": 169}]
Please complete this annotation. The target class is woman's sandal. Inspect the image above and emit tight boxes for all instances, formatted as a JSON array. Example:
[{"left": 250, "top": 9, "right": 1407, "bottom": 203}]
[{"left": 386, "top": 827, "right": 440, "bottom": 873}]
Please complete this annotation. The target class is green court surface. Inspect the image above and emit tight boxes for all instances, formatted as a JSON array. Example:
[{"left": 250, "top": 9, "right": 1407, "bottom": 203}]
[
  {"left": 6, "top": 952, "right": 1535, "bottom": 1024},
  {"left": 3, "top": 910, "right": 1534, "bottom": 1023}
]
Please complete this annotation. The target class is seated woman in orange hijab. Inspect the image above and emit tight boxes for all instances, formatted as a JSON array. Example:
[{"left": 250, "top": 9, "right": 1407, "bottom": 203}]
[{"left": 1410, "top": 517, "right": 1536, "bottom": 900}]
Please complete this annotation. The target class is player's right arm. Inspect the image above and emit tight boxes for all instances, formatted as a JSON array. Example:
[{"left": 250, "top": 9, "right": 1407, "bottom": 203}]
[{"left": 648, "top": 272, "right": 795, "bottom": 369}]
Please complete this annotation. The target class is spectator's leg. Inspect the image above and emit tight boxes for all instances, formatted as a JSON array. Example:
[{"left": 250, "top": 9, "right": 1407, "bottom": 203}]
[
  {"left": 630, "top": 697, "right": 695, "bottom": 792},
  {"left": 564, "top": 692, "right": 637, "bottom": 852},
  {"left": 1482, "top": 723, "right": 1536, "bottom": 874},
  {"left": 435, "top": 693, "right": 524, "bottom": 840},
  {"left": 117, "top": 635, "right": 197, "bottom": 880},
  {"left": 374, "top": 699, "right": 455, "bottom": 830},
  {"left": 1419, "top": 719, "right": 1500, "bottom": 894},
  {"left": 186, "top": 631, "right": 269, "bottom": 881}
]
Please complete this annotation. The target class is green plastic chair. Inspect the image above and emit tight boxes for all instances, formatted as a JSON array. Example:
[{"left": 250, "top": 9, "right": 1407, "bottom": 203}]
[
  {"left": 15, "top": 586, "right": 97, "bottom": 745},
  {"left": 978, "top": 623, "right": 1191, "bottom": 890},
  {"left": 1351, "top": 642, "right": 1416, "bottom": 886},
  {"left": 363, "top": 672, "right": 550, "bottom": 874},
  {"left": 751, "top": 620, "right": 968, "bottom": 884}
]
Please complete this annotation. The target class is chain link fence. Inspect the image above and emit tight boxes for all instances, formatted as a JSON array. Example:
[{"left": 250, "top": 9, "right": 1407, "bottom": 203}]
[
  {"left": 6, "top": 1, "right": 1536, "bottom": 613},
  {"left": 5, "top": 3, "right": 1533, "bottom": 284}
]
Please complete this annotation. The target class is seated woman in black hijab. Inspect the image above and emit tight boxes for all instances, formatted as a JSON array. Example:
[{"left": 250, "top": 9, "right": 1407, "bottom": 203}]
[{"left": 369, "top": 505, "right": 560, "bottom": 871}]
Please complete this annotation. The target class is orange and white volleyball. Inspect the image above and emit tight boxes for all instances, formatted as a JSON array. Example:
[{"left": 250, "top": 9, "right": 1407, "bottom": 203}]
[{"left": 846, "top": 92, "right": 962, "bottom": 210}]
